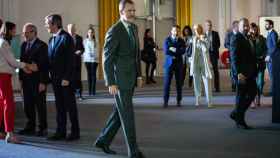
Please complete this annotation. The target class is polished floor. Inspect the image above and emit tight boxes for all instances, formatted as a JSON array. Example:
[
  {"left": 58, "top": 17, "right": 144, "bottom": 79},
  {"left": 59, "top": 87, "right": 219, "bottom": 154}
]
[{"left": 1, "top": 70, "right": 280, "bottom": 158}]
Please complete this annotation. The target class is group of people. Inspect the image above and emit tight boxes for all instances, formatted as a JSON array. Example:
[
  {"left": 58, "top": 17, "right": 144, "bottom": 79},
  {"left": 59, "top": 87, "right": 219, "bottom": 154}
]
[
  {"left": 161, "top": 20, "right": 221, "bottom": 108},
  {"left": 0, "top": 16, "right": 100, "bottom": 143}
]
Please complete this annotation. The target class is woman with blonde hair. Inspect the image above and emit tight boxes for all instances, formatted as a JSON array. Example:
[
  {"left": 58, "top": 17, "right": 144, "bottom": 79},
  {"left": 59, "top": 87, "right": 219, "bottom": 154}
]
[
  {"left": 190, "top": 24, "right": 213, "bottom": 107},
  {"left": 0, "top": 21, "right": 36, "bottom": 143}
]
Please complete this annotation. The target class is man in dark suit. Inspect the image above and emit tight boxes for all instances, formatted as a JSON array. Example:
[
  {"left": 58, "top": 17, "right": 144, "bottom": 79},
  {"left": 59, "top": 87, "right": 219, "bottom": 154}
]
[
  {"left": 162, "top": 25, "right": 186, "bottom": 108},
  {"left": 230, "top": 18, "right": 257, "bottom": 129},
  {"left": 94, "top": 1, "right": 144, "bottom": 158},
  {"left": 205, "top": 20, "right": 221, "bottom": 92},
  {"left": 45, "top": 14, "right": 80, "bottom": 141},
  {"left": 18, "top": 23, "right": 49, "bottom": 136},
  {"left": 264, "top": 19, "right": 280, "bottom": 123},
  {"left": 67, "top": 24, "right": 84, "bottom": 100},
  {"left": 224, "top": 20, "right": 239, "bottom": 92}
]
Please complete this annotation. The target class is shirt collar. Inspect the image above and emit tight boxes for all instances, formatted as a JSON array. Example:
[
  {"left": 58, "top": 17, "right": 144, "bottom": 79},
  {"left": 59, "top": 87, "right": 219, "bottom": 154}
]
[
  {"left": 53, "top": 29, "right": 62, "bottom": 37},
  {"left": 121, "top": 19, "right": 133, "bottom": 29},
  {"left": 27, "top": 38, "right": 37, "bottom": 46}
]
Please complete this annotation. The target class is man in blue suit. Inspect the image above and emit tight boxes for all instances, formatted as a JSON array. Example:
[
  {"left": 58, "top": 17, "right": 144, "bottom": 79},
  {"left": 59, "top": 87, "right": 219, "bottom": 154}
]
[
  {"left": 163, "top": 25, "right": 186, "bottom": 108},
  {"left": 265, "top": 19, "right": 280, "bottom": 123},
  {"left": 265, "top": 19, "right": 278, "bottom": 96},
  {"left": 45, "top": 14, "right": 80, "bottom": 141}
]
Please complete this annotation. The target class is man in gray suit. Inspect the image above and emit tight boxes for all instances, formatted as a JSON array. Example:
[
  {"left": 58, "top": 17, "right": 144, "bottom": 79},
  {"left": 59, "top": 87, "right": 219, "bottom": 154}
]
[{"left": 94, "top": 1, "right": 144, "bottom": 158}]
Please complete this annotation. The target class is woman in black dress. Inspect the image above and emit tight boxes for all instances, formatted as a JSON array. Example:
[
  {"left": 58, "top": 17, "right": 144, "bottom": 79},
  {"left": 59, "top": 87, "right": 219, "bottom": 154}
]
[{"left": 143, "top": 29, "right": 157, "bottom": 84}]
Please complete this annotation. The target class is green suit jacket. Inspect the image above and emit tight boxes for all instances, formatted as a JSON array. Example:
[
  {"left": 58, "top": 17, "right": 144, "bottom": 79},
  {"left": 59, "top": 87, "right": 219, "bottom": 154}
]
[{"left": 103, "top": 20, "right": 141, "bottom": 90}]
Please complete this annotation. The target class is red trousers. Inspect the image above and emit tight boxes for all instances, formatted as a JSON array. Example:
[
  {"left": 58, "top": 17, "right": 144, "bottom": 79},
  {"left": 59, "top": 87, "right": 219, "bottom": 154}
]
[{"left": 0, "top": 73, "right": 15, "bottom": 132}]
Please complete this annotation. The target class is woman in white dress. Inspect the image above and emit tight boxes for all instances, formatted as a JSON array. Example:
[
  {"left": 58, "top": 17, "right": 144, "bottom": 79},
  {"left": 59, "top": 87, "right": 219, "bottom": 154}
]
[{"left": 190, "top": 24, "right": 213, "bottom": 107}]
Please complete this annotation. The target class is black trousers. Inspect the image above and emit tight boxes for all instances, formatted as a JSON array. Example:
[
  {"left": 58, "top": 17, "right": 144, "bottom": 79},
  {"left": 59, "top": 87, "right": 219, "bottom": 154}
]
[
  {"left": 145, "top": 60, "right": 156, "bottom": 81},
  {"left": 209, "top": 55, "right": 220, "bottom": 91},
  {"left": 272, "top": 56, "right": 280, "bottom": 123},
  {"left": 233, "top": 78, "right": 257, "bottom": 123},
  {"left": 85, "top": 62, "right": 98, "bottom": 95},
  {"left": 52, "top": 83, "right": 80, "bottom": 136},
  {"left": 74, "top": 65, "right": 83, "bottom": 97},
  {"left": 22, "top": 80, "right": 47, "bottom": 130}
]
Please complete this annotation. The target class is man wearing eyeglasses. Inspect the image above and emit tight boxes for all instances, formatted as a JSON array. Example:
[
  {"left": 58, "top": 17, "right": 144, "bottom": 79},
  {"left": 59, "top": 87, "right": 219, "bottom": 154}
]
[{"left": 18, "top": 23, "right": 49, "bottom": 137}]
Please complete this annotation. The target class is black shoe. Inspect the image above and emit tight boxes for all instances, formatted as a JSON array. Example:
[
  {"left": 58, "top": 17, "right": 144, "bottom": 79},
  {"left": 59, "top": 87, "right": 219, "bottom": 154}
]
[
  {"left": 237, "top": 122, "right": 253, "bottom": 130},
  {"left": 230, "top": 112, "right": 237, "bottom": 121},
  {"left": 131, "top": 151, "right": 145, "bottom": 158},
  {"left": 66, "top": 134, "right": 80, "bottom": 141},
  {"left": 18, "top": 128, "right": 35, "bottom": 135},
  {"left": 177, "top": 101, "right": 181, "bottom": 107},
  {"left": 47, "top": 133, "right": 66, "bottom": 141},
  {"left": 36, "top": 129, "right": 48, "bottom": 137},
  {"left": 150, "top": 79, "right": 156, "bottom": 83},
  {"left": 95, "top": 141, "right": 117, "bottom": 155},
  {"left": 163, "top": 102, "right": 168, "bottom": 108},
  {"left": 146, "top": 80, "right": 150, "bottom": 84},
  {"left": 215, "top": 89, "right": 220, "bottom": 92}
]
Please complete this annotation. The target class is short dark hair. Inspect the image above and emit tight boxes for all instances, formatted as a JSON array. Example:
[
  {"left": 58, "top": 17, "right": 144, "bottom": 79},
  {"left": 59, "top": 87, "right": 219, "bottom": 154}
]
[
  {"left": 182, "top": 25, "right": 193, "bottom": 37},
  {"left": 250, "top": 22, "right": 258, "bottom": 28},
  {"left": 45, "top": 14, "right": 63, "bottom": 29},
  {"left": 144, "top": 28, "right": 151, "bottom": 38},
  {"left": 265, "top": 19, "right": 274, "bottom": 27},
  {"left": 232, "top": 20, "right": 239, "bottom": 26},
  {"left": 119, "top": 0, "right": 134, "bottom": 12}
]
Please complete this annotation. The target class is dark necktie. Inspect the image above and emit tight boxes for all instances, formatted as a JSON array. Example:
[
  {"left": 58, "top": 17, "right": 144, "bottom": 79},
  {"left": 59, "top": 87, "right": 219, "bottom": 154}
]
[
  {"left": 128, "top": 25, "right": 135, "bottom": 49},
  {"left": 52, "top": 36, "right": 56, "bottom": 50},
  {"left": 26, "top": 42, "right": 32, "bottom": 52}
]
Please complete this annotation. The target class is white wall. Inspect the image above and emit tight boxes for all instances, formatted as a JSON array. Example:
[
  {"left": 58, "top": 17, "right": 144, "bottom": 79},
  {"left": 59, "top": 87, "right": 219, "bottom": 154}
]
[{"left": 17, "top": 0, "right": 98, "bottom": 43}]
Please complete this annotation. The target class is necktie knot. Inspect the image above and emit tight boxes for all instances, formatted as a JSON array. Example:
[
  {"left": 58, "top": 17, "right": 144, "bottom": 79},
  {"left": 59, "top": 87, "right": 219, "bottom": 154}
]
[{"left": 26, "top": 42, "right": 32, "bottom": 52}]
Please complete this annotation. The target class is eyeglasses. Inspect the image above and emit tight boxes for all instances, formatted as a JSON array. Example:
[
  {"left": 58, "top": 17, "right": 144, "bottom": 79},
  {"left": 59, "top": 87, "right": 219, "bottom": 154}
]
[{"left": 22, "top": 30, "right": 34, "bottom": 34}]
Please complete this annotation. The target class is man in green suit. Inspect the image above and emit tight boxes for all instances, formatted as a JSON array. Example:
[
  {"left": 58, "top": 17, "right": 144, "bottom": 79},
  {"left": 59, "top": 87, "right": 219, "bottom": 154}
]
[{"left": 94, "top": 1, "right": 144, "bottom": 158}]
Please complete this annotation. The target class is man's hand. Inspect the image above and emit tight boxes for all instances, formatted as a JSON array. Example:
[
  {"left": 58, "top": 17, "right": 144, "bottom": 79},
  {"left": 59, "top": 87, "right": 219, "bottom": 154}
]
[
  {"left": 238, "top": 73, "right": 246, "bottom": 84},
  {"left": 23, "top": 66, "right": 32, "bottom": 74},
  {"left": 169, "top": 47, "right": 176, "bottom": 52},
  {"left": 109, "top": 85, "right": 118, "bottom": 95},
  {"left": 265, "top": 56, "right": 270, "bottom": 62},
  {"left": 61, "top": 80, "right": 70, "bottom": 86},
  {"left": 39, "top": 83, "right": 47, "bottom": 92},
  {"left": 137, "top": 78, "right": 143, "bottom": 88},
  {"left": 25, "top": 63, "right": 38, "bottom": 72},
  {"left": 75, "top": 50, "right": 81, "bottom": 55}
]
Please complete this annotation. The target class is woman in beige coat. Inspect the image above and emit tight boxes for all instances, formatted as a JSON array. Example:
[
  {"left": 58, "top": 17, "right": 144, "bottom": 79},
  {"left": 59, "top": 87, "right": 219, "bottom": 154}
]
[{"left": 190, "top": 24, "right": 213, "bottom": 107}]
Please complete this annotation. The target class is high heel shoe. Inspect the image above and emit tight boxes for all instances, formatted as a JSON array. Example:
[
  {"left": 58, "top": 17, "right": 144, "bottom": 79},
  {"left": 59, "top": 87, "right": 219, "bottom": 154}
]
[{"left": 5, "top": 135, "right": 21, "bottom": 144}]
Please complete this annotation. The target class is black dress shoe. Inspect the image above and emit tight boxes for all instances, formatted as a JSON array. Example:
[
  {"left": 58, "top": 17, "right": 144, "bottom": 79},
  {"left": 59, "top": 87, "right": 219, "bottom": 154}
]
[
  {"left": 150, "top": 79, "right": 156, "bottom": 83},
  {"left": 95, "top": 141, "right": 116, "bottom": 155},
  {"left": 237, "top": 122, "right": 253, "bottom": 130},
  {"left": 163, "top": 103, "right": 168, "bottom": 108},
  {"left": 36, "top": 129, "right": 48, "bottom": 137},
  {"left": 66, "top": 134, "right": 80, "bottom": 141},
  {"left": 131, "top": 151, "right": 145, "bottom": 158},
  {"left": 47, "top": 133, "right": 66, "bottom": 141},
  {"left": 18, "top": 128, "right": 35, "bottom": 135},
  {"left": 177, "top": 101, "right": 181, "bottom": 107}
]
